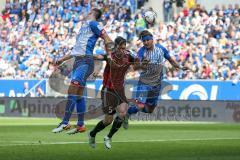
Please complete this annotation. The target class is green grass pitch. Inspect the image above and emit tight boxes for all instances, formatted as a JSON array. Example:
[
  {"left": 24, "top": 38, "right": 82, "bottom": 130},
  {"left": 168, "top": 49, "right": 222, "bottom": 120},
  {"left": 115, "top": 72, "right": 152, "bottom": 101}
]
[{"left": 0, "top": 117, "right": 240, "bottom": 160}]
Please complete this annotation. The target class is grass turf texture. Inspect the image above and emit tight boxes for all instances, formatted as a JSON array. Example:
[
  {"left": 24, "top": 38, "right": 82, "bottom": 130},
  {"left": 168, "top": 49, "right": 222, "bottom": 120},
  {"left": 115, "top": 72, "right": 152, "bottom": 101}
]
[{"left": 0, "top": 118, "right": 240, "bottom": 160}]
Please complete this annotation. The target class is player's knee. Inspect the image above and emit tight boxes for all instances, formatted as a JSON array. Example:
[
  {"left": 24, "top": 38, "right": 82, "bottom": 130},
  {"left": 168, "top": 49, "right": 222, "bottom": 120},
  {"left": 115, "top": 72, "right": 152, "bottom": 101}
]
[
  {"left": 118, "top": 112, "right": 126, "bottom": 119},
  {"left": 117, "top": 111, "right": 127, "bottom": 119},
  {"left": 103, "top": 116, "right": 113, "bottom": 125},
  {"left": 117, "top": 103, "right": 128, "bottom": 119},
  {"left": 104, "top": 120, "right": 113, "bottom": 125},
  {"left": 68, "top": 81, "right": 84, "bottom": 95},
  {"left": 70, "top": 80, "right": 83, "bottom": 87}
]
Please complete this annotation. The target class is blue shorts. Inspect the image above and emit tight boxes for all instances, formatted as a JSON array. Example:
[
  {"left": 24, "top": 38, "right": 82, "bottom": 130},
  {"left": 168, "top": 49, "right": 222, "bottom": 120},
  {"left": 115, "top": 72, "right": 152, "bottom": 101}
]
[
  {"left": 71, "top": 56, "right": 94, "bottom": 86},
  {"left": 134, "top": 82, "right": 161, "bottom": 108}
]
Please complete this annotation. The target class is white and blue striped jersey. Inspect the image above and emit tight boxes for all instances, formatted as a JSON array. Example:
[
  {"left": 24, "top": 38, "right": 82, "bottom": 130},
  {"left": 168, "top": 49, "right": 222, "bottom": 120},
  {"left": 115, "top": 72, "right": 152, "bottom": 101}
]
[
  {"left": 138, "top": 44, "right": 171, "bottom": 86},
  {"left": 71, "top": 20, "right": 103, "bottom": 56}
]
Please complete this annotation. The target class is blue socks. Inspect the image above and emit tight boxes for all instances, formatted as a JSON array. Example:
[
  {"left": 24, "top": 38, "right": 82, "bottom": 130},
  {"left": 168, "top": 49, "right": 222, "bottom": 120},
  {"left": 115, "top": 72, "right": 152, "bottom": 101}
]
[
  {"left": 127, "top": 105, "right": 139, "bottom": 115},
  {"left": 62, "top": 95, "right": 77, "bottom": 124},
  {"left": 61, "top": 95, "right": 86, "bottom": 127},
  {"left": 76, "top": 97, "right": 86, "bottom": 126},
  {"left": 127, "top": 104, "right": 149, "bottom": 115}
]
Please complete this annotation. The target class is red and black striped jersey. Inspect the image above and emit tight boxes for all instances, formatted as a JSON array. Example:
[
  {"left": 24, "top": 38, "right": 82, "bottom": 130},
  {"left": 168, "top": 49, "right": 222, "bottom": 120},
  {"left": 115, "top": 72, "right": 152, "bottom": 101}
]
[{"left": 102, "top": 51, "right": 136, "bottom": 89}]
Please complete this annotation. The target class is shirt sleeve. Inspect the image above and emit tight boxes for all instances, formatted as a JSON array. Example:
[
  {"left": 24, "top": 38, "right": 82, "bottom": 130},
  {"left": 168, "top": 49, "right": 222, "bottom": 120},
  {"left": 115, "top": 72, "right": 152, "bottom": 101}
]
[
  {"left": 137, "top": 47, "right": 145, "bottom": 61},
  {"left": 157, "top": 44, "right": 171, "bottom": 60},
  {"left": 89, "top": 21, "right": 104, "bottom": 37}
]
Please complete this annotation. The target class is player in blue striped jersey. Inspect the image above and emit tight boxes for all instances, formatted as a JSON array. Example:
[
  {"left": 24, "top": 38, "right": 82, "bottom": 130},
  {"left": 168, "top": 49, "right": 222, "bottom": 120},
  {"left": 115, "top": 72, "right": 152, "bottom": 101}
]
[
  {"left": 123, "top": 30, "right": 189, "bottom": 129},
  {"left": 52, "top": 8, "right": 113, "bottom": 134}
]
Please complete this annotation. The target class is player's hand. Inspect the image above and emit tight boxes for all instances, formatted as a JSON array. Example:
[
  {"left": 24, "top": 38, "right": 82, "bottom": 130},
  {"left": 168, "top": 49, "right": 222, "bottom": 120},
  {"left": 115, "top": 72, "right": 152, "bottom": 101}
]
[{"left": 141, "top": 58, "right": 150, "bottom": 69}]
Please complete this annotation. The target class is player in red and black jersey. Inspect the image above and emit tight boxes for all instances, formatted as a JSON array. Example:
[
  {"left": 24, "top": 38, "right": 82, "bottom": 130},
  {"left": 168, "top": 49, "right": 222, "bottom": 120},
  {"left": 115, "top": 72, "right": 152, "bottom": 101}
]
[{"left": 88, "top": 36, "right": 144, "bottom": 149}]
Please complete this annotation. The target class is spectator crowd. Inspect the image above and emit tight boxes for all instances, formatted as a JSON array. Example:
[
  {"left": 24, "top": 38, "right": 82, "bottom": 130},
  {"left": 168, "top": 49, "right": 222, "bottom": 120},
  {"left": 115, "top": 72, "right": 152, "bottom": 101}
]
[{"left": 0, "top": 0, "right": 239, "bottom": 81}]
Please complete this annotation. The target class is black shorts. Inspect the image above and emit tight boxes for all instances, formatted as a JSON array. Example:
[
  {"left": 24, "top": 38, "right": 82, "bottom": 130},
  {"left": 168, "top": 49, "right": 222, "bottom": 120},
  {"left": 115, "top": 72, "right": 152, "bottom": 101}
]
[{"left": 101, "top": 87, "right": 127, "bottom": 115}]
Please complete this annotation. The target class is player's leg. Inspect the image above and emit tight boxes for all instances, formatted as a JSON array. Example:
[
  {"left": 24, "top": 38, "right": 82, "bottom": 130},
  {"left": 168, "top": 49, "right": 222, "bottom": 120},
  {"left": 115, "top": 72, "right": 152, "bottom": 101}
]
[
  {"left": 123, "top": 84, "right": 148, "bottom": 129},
  {"left": 88, "top": 114, "right": 113, "bottom": 148},
  {"left": 127, "top": 83, "right": 148, "bottom": 115},
  {"left": 66, "top": 94, "right": 87, "bottom": 134},
  {"left": 52, "top": 81, "right": 83, "bottom": 133},
  {"left": 105, "top": 102, "right": 128, "bottom": 148},
  {"left": 52, "top": 56, "right": 93, "bottom": 133},
  {"left": 91, "top": 115, "right": 113, "bottom": 137},
  {"left": 91, "top": 88, "right": 117, "bottom": 137},
  {"left": 66, "top": 57, "right": 94, "bottom": 134},
  {"left": 123, "top": 84, "right": 160, "bottom": 129},
  {"left": 104, "top": 89, "right": 127, "bottom": 149},
  {"left": 88, "top": 88, "right": 116, "bottom": 148},
  {"left": 139, "top": 85, "right": 161, "bottom": 113},
  {"left": 65, "top": 83, "right": 87, "bottom": 135},
  {"left": 127, "top": 84, "right": 160, "bottom": 113},
  {"left": 123, "top": 98, "right": 145, "bottom": 130}
]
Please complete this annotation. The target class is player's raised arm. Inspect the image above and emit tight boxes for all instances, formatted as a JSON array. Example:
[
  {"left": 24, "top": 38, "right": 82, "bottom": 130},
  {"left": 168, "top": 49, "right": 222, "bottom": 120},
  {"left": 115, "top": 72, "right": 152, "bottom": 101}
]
[
  {"left": 88, "top": 8, "right": 114, "bottom": 55},
  {"left": 159, "top": 44, "right": 189, "bottom": 71},
  {"left": 101, "top": 31, "right": 114, "bottom": 55},
  {"left": 54, "top": 54, "right": 73, "bottom": 66},
  {"left": 167, "top": 57, "right": 189, "bottom": 71}
]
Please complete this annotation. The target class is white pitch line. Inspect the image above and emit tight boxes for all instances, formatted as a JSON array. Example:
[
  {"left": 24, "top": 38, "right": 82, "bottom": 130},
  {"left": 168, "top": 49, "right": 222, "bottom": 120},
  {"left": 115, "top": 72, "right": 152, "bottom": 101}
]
[{"left": 1, "top": 138, "right": 240, "bottom": 147}]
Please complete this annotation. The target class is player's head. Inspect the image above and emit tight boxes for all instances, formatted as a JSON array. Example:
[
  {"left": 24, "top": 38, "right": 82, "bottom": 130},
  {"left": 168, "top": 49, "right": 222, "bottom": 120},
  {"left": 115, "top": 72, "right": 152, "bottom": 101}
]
[
  {"left": 114, "top": 36, "right": 127, "bottom": 53},
  {"left": 89, "top": 8, "right": 102, "bottom": 21},
  {"left": 139, "top": 30, "right": 154, "bottom": 50}
]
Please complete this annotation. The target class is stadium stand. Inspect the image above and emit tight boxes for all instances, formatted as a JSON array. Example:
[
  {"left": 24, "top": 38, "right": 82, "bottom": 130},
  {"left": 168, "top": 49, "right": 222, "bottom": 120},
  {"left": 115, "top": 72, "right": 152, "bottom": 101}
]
[{"left": 0, "top": 0, "right": 239, "bottom": 81}]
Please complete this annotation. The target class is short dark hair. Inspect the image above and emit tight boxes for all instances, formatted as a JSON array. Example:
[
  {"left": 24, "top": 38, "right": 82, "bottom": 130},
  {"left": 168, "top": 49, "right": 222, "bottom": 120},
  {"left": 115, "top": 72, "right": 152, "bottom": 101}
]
[
  {"left": 114, "top": 36, "right": 126, "bottom": 47},
  {"left": 139, "top": 30, "right": 153, "bottom": 39},
  {"left": 93, "top": 8, "right": 102, "bottom": 20}
]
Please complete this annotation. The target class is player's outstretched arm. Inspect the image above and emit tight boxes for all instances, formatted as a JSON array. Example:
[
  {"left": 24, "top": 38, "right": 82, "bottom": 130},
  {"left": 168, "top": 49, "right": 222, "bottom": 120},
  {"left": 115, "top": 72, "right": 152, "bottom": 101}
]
[
  {"left": 101, "top": 31, "right": 115, "bottom": 55},
  {"left": 167, "top": 57, "right": 189, "bottom": 71},
  {"left": 55, "top": 54, "right": 73, "bottom": 66},
  {"left": 160, "top": 44, "right": 189, "bottom": 71}
]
